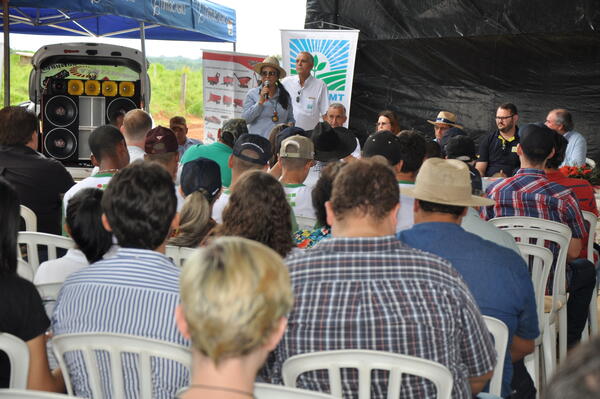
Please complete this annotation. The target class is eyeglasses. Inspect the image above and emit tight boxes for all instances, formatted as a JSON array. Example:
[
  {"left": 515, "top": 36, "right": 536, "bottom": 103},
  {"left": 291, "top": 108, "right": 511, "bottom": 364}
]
[
  {"left": 261, "top": 71, "right": 277, "bottom": 77},
  {"left": 495, "top": 115, "right": 514, "bottom": 120}
]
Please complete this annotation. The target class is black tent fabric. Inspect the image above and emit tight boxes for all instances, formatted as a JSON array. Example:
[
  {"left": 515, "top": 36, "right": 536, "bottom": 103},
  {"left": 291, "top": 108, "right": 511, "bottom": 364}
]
[{"left": 305, "top": 0, "right": 600, "bottom": 163}]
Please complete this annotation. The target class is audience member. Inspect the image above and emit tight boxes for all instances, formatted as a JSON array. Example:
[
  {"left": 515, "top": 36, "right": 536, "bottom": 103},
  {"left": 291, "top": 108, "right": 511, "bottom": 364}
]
[
  {"left": 325, "top": 103, "right": 361, "bottom": 157},
  {"left": 376, "top": 109, "right": 401, "bottom": 134},
  {"left": 169, "top": 158, "right": 222, "bottom": 248},
  {"left": 427, "top": 110, "right": 464, "bottom": 144},
  {"left": 476, "top": 103, "right": 521, "bottom": 177},
  {"left": 36, "top": 188, "right": 116, "bottom": 285},
  {"left": 362, "top": 129, "right": 426, "bottom": 232},
  {"left": 294, "top": 162, "right": 346, "bottom": 249},
  {"left": 544, "top": 336, "right": 600, "bottom": 399},
  {"left": 181, "top": 118, "right": 248, "bottom": 187},
  {"left": 175, "top": 237, "right": 292, "bottom": 399},
  {"left": 544, "top": 109, "right": 586, "bottom": 167},
  {"left": 145, "top": 126, "right": 180, "bottom": 181},
  {"left": 267, "top": 123, "right": 290, "bottom": 167},
  {"left": 0, "top": 177, "right": 64, "bottom": 391},
  {"left": 63, "top": 125, "right": 129, "bottom": 214},
  {"left": 214, "top": 170, "right": 293, "bottom": 258},
  {"left": 53, "top": 162, "right": 188, "bottom": 397},
  {"left": 398, "top": 158, "right": 538, "bottom": 397},
  {"left": 266, "top": 158, "right": 495, "bottom": 398},
  {"left": 279, "top": 135, "right": 316, "bottom": 221},
  {"left": 170, "top": 116, "right": 202, "bottom": 159},
  {"left": 267, "top": 126, "right": 308, "bottom": 174},
  {"left": 212, "top": 134, "right": 271, "bottom": 223},
  {"left": 424, "top": 137, "right": 442, "bottom": 159},
  {"left": 482, "top": 123, "right": 596, "bottom": 348},
  {"left": 445, "top": 135, "right": 520, "bottom": 253},
  {"left": 108, "top": 108, "right": 126, "bottom": 130},
  {"left": 121, "top": 109, "right": 152, "bottom": 162},
  {"left": 304, "top": 122, "right": 357, "bottom": 186},
  {"left": 282, "top": 51, "right": 329, "bottom": 130},
  {"left": 0, "top": 106, "right": 74, "bottom": 235}
]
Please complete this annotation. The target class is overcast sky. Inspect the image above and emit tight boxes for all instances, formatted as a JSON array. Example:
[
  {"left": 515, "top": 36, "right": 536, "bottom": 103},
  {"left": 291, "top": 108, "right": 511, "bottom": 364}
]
[{"left": 7, "top": 0, "right": 307, "bottom": 58}]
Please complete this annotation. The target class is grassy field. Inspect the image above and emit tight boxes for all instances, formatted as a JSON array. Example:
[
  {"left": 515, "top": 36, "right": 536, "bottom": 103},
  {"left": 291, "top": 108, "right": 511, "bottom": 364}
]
[{"left": 2, "top": 52, "right": 204, "bottom": 125}]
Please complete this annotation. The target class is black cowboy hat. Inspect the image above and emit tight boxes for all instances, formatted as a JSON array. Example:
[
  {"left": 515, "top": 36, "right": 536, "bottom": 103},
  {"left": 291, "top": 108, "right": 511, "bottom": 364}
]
[{"left": 308, "top": 122, "right": 357, "bottom": 162}]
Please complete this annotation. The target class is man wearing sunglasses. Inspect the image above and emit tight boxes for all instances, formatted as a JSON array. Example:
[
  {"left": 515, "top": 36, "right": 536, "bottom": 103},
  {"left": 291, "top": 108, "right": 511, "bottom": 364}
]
[
  {"left": 476, "top": 103, "right": 521, "bottom": 177},
  {"left": 282, "top": 51, "right": 329, "bottom": 130}
]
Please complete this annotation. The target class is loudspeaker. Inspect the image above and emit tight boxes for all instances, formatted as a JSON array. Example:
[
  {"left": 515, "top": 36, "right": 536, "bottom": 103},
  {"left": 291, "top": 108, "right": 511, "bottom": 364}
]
[
  {"left": 105, "top": 81, "right": 141, "bottom": 125},
  {"left": 41, "top": 79, "right": 79, "bottom": 162}
]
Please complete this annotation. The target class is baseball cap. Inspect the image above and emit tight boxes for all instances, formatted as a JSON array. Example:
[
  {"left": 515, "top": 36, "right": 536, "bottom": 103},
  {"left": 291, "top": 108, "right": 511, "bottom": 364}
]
[
  {"left": 180, "top": 158, "right": 222, "bottom": 201},
  {"left": 445, "top": 135, "right": 477, "bottom": 162},
  {"left": 221, "top": 118, "right": 249, "bottom": 146},
  {"left": 362, "top": 130, "right": 402, "bottom": 165},
  {"left": 145, "top": 126, "right": 178, "bottom": 154},
  {"left": 232, "top": 134, "right": 271, "bottom": 165},
  {"left": 279, "top": 135, "right": 314, "bottom": 160}
]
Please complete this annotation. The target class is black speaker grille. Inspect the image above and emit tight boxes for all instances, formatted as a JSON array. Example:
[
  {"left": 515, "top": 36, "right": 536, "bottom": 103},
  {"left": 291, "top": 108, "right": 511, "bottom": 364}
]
[
  {"left": 44, "top": 128, "right": 77, "bottom": 160},
  {"left": 45, "top": 95, "right": 78, "bottom": 127}
]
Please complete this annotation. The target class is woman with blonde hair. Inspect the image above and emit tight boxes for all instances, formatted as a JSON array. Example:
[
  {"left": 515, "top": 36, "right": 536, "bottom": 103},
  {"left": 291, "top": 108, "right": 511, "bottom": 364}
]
[{"left": 175, "top": 237, "right": 293, "bottom": 399}]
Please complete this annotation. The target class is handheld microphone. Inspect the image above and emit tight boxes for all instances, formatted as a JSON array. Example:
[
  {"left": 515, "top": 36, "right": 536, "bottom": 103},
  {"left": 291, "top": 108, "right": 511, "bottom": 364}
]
[{"left": 264, "top": 80, "right": 270, "bottom": 99}]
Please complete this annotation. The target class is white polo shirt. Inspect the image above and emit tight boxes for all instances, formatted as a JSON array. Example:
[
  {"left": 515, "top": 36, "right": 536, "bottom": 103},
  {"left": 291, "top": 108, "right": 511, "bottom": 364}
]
[
  {"left": 283, "top": 183, "right": 315, "bottom": 220},
  {"left": 282, "top": 75, "right": 329, "bottom": 130}
]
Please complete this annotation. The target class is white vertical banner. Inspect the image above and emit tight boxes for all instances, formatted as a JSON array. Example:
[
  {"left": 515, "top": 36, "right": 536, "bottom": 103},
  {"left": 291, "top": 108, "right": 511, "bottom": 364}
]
[
  {"left": 202, "top": 50, "right": 266, "bottom": 143},
  {"left": 280, "top": 29, "right": 359, "bottom": 127}
]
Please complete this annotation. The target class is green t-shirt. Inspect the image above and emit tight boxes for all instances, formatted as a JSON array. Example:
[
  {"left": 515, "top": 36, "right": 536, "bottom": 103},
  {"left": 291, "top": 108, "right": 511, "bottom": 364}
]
[{"left": 181, "top": 142, "right": 233, "bottom": 187}]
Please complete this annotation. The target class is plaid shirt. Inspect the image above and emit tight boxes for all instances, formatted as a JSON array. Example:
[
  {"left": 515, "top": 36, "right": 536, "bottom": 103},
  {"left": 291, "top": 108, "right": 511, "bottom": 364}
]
[
  {"left": 481, "top": 168, "right": 585, "bottom": 238},
  {"left": 263, "top": 235, "right": 495, "bottom": 399}
]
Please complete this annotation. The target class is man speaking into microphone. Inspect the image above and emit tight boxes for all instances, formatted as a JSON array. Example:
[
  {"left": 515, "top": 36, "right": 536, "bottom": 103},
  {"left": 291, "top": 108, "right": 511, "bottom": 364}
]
[{"left": 242, "top": 56, "right": 295, "bottom": 138}]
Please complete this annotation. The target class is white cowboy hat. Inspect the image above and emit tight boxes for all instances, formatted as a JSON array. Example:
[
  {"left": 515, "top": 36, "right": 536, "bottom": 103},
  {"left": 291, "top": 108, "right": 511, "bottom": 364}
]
[{"left": 253, "top": 56, "right": 286, "bottom": 79}]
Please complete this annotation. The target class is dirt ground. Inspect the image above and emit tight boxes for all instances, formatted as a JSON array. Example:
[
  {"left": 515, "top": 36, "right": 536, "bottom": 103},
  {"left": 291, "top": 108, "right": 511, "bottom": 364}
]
[{"left": 153, "top": 111, "right": 205, "bottom": 142}]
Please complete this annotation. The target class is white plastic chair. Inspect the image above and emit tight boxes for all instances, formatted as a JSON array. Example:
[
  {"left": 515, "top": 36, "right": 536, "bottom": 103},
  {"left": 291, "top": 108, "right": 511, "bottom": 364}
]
[
  {"left": 19, "top": 205, "right": 37, "bottom": 232},
  {"left": 581, "top": 210, "right": 598, "bottom": 339},
  {"left": 35, "top": 282, "right": 64, "bottom": 319},
  {"left": 254, "top": 383, "right": 339, "bottom": 399},
  {"left": 585, "top": 158, "right": 596, "bottom": 169},
  {"left": 16, "top": 259, "right": 34, "bottom": 282},
  {"left": 516, "top": 243, "right": 554, "bottom": 389},
  {"left": 0, "top": 333, "right": 30, "bottom": 389},
  {"left": 52, "top": 332, "right": 191, "bottom": 398},
  {"left": 165, "top": 245, "right": 197, "bottom": 267},
  {"left": 482, "top": 316, "right": 508, "bottom": 397},
  {"left": 489, "top": 216, "right": 571, "bottom": 363},
  {"left": 281, "top": 350, "right": 453, "bottom": 399},
  {"left": 296, "top": 216, "right": 317, "bottom": 230},
  {"left": 0, "top": 389, "right": 79, "bottom": 398},
  {"left": 17, "top": 232, "right": 75, "bottom": 276}
]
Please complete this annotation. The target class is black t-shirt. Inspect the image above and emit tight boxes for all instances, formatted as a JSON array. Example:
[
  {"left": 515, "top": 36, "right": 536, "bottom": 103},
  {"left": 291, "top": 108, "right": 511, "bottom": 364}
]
[
  {"left": 477, "top": 128, "right": 521, "bottom": 177},
  {"left": 0, "top": 145, "right": 74, "bottom": 235},
  {"left": 0, "top": 273, "right": 50, "bottom": 388}
]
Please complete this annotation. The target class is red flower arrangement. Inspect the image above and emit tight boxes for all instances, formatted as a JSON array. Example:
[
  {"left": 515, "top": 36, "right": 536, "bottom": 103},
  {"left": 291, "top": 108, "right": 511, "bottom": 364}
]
[{"left": 559, "top": 165, "right": 600, "bottom": 185}]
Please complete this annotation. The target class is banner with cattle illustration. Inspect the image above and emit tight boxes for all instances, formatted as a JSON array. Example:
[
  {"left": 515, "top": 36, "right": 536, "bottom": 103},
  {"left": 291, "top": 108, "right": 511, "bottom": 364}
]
[
  {"left": 202, "top": 50, "right": 266, "bottom": 142},
  {"left": 280, "top": 29, "right": 360, "bottom": 128}
]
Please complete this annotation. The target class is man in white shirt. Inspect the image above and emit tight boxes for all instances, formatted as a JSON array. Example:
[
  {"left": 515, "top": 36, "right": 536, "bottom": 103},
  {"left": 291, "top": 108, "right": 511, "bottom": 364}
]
[
  {"left": 279, "top": 135, "right": 316, "bottom": 227},
  {"left": 122, "top": 109, "right": 152, "bottom": 162},
  {"left": 282, "top": 52, "right": 329, "bottom": 130},
  {"left": 63, "top": 125, "right": 129, "bottom": 215}
]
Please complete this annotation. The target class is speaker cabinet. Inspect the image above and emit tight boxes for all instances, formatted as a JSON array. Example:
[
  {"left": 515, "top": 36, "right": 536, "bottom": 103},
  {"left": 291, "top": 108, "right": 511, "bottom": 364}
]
[
  {"left": 105, "top": 81, "right": 141, "bottom": 125},
  {"left": 42, "top": 83, "right": 79, "bottom": 162}
]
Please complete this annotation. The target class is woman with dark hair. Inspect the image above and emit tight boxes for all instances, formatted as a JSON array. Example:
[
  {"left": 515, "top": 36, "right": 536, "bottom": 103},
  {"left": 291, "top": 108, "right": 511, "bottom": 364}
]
[
  {"left": 294, "top": 162, "right": 347, "bottom": 249},
  {"left": 0, "top": 177, "right": 64, "bottom": 391},
  {"left": 215, "top": 170, "right": 293, "bottom": 257},
  {"left": 242, "top": 56, "right": 295, "bottom": 138},
  {"left": 376, "top": 110, "right": 401, "bottom": 135},
  {"left": 34, "top": 188, "right": 115, "bottom": 285}
]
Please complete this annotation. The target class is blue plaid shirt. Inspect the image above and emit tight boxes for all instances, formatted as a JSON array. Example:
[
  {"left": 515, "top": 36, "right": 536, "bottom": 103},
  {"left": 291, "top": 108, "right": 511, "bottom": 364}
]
[{"left": 264, "top": 235, "right": 496, "bottom": 399}]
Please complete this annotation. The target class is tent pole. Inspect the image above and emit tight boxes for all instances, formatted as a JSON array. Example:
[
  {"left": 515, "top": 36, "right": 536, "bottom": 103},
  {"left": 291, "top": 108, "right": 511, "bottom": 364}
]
[
  {"left": 3, "top": 0, "right": 9, "bottom": 107},
  {"left": 139, "top": 21, "right": 149, "bottom": 113}
]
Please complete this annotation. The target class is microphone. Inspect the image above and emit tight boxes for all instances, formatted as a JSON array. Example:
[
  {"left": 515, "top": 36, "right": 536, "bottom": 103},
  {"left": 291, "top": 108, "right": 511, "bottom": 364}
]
[{"left": 264, "top": 80, "right": 270, "bottom": 99}]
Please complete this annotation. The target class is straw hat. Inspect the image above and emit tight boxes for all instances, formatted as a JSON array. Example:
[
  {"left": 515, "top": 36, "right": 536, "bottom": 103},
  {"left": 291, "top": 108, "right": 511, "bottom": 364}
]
[
  {"left": 402, "top": 158, "right": 495, "bottom": 207},
  {"left": 253, "top": 56, "right": 286, "bottom": 78},
  {"left": 427, "top": 111, "right": 463, "bottom": 129}
]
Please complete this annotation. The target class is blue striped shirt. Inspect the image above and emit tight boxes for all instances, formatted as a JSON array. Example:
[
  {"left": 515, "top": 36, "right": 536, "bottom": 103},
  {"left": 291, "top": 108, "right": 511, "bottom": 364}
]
[{"left": 52, "top": 248, "right": 189, "bottom": 398}]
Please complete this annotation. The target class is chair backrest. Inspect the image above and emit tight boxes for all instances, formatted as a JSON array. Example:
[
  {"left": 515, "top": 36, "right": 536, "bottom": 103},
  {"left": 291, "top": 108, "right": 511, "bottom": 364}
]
[
  {"left": 296, "top": 216, "right": 317, "bottom": 230},
  {"left": 516, "top": 243, "right": 554, "bottom": 336},
  {"left": 581, "top": 210, "right": 597, "bottom": 262},
  {"left": 17, "top": 232, "right": 75, "bottom": 276},
  {"left": 52, "top": 333, "right": 191, "bottom": 398},
  {"left": 19, "top": 205, "right": 37, "bottom": 232},
  {"left": 0, "top": 333, "right": 30, "bottom": 389},
  {"left": 254, "top": 383, "right": 339, "bottom": 399},
  {"left": 282, "top": 350, "right": 453, "bottom": 399},
  {"left": 165, "top": 245, "right": 197, "bottom": 267},
  {"left": 35, "top": 282, "right": 64, "bottom": 319},
  {"left": 16, "top": 259, "right": 34, "bottom": 282},
  {"left": 482, "top": 316, "right": 509, "bottom": 397},
  {"left": 179, "top": 247, "right": 197, "bottom": 266},
  {"left": 0, "top": 389, "right": 77, "bottom": 398}
]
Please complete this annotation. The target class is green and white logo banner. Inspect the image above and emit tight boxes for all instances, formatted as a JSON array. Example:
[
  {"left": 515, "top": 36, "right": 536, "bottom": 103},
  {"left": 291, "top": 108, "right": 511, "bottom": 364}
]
[{"left": 281, "top": 29, "right": 360, "bottom": 127}]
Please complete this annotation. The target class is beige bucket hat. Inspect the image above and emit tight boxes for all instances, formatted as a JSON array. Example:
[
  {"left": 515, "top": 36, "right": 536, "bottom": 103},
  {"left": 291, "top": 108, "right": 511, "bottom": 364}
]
[
  {"left": 427, "top": 111, "right": 463, "bottom": 129},
  {"left": 402, "top": 158, "right": 495, "bottom": 207},
  {"left": 253, "top": 56, "right": 286, "bottom": 78}
]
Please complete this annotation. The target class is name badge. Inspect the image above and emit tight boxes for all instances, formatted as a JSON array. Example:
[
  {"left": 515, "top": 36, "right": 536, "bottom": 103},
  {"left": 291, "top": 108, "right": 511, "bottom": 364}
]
[{"left": 512, "top": 147, "right": 518, "bottom": 153}]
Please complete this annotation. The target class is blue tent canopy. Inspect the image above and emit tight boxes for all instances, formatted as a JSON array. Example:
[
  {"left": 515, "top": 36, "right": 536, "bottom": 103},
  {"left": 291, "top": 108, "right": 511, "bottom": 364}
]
[{"left": 4, "top": 0, "right": 236, "bottom": 42}]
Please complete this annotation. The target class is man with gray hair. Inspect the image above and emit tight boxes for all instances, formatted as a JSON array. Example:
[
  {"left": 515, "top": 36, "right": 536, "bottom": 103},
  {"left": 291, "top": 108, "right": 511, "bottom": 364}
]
[
  {"left": 122, "top": 109, "right": 153, "bottom": 162},
  {"left": 282, "top": 51, "right": 329, "bottom": 130},
  {"left": 325, "top": 102, "right": 361, "bottom": 159},
  {"left": 544, "top": 108, "right": 586, "bottom": 166}
]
